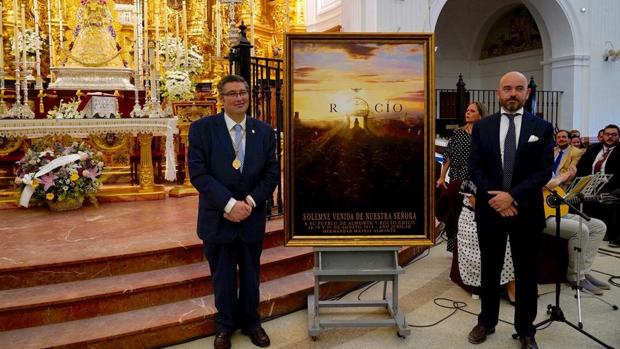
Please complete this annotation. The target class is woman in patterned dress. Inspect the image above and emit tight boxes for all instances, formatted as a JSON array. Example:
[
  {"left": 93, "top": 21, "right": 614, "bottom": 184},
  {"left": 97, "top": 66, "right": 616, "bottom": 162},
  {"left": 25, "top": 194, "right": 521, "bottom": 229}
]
[{"left": 437, "top": 102, "right": 487, "bottom": 251}]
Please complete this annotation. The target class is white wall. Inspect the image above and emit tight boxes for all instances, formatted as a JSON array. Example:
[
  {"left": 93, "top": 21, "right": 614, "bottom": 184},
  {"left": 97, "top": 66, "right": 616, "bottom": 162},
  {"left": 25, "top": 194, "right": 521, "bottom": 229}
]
[{"left": 304, "top": 0, "right": 620, "bottom": 136}]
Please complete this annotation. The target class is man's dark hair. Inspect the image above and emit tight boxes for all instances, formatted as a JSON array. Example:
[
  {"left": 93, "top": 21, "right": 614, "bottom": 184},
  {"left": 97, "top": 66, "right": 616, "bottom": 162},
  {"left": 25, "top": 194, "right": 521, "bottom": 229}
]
[
  {"left": 598, "top": 129, "right": 605, "bottom": 135},
  {"left": 555, "top": 129, "right": 570, "bottom": 138},
  {"left": 217, "top": 75, "right": 250, "bottom": 95},
  {"left": 603, "top": 124, "right": 619, "bottom": 133}
]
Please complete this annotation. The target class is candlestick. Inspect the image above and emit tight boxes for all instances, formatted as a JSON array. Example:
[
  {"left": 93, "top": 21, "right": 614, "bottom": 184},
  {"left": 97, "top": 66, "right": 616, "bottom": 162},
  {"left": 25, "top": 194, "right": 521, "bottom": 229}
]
[
  {"left": 47, "top": 0, "right": 54, "bottom": 71},
  {"left": 58, "top": 0, "right": 63, "bottom": 49},
  {"left": 33, "top": 0, "right": 43, "bottom": 90},
  {"left": 182, "top": 0, "right": 188, "bottom": 68}
]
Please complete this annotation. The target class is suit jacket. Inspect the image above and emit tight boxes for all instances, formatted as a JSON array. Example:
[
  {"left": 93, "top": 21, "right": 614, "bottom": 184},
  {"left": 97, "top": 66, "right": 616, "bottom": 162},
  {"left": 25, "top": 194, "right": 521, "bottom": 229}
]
[
  {"left": 554, "top": 145, "right": 583, "bottom": 175},
  {"left": 576, "top": 143, "right": 620, "bottom": 192},
  {"left": 468, "top": 112, "right": 554, "bottom": 231},
  {"left": 188, "top": 113, "right": 280, "bottom": 243}
]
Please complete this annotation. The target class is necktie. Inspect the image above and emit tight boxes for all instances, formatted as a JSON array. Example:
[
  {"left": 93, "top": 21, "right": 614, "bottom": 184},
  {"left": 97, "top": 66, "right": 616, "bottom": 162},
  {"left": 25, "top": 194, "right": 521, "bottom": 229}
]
[
  {"left": 553, "top": 149, "right": 564, "bottom": 175},
  {"left": 234, "top": 124, "right": 244, "bottom": 171},
  {"left": 593, "top": 148, "right": 612, "bottom": 174},
  {"left": 503, "top": 114, "right": 516, "bottom": 190}
]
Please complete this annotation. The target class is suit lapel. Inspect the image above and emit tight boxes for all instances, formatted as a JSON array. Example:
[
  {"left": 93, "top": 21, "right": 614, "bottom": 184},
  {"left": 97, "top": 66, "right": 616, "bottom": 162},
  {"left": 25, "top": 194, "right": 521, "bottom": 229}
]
[
  {"left": 514, "top": 113, "right": 533, "bottom": 170},
  {"left": 489, "top": 114, "right": 502, "bottom": 168},
  {"left": 243, "top": 117, "right": 258, "bottom": 174}
]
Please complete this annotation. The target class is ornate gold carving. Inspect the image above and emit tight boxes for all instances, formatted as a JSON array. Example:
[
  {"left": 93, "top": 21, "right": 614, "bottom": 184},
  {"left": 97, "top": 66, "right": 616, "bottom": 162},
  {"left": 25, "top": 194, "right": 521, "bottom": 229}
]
[
  {"left": 91, "top": 132, "right": 129, "bottom": 152},
  {"left": 137, "top": 133, "right": 155, "bottom": 191},
  {"left": 0, "top": 137, "right": 24, "bottom": 157}
]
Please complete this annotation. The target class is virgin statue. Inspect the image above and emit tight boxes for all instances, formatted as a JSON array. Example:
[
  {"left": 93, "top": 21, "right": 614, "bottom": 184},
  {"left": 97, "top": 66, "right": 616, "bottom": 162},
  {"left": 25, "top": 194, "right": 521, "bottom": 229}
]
[{"left": 64, "top": 0, "right": 127, "bottom": 68}]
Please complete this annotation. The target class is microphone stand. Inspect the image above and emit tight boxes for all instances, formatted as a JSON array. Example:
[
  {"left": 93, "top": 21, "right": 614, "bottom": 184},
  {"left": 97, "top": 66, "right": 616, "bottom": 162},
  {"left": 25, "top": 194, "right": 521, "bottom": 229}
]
[{"left": 533, "top": 187, "right": 614, "bottom": 349}]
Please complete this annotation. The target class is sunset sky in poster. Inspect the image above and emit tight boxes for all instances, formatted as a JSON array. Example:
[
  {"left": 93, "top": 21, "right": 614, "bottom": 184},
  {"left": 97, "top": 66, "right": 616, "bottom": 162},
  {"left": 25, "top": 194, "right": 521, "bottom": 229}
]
[{"left": 293, "top": 41, "right": 426, "bottom": 121}]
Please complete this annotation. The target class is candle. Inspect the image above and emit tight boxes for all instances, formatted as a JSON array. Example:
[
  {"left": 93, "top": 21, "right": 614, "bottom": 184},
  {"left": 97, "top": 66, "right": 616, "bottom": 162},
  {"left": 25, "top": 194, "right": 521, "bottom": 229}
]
[
  {"left": 13, "top": 0, "right": 19, "bottom": 69},
  {"left": 143, "top": 0, "right": 149, "bottom": 76},
  {"left": 250, "top": 0, "right": 254, "bottom": 52},
  {"left": 216, "top": 0, "right": 221, "bottom": 57},
  {"left": 47, "top": 0, "right": 54, "bottom": 68},
  {"left": 182, "top": 0, "right": 188, "bottom": 68},
  {"left": 0, "top": 2, "right": 4, "bottom": 77},
  {"left": 164, "top": 4, "right": 169, "bottom": 65},
  {"left": 58, "top": 0, "right": 63, "bottom": 49},
  {"left": 33, "top": 0, "right": 42, "bottom": 88},
  {"left": 21, "top": 4, "right": 27, "bottom": 72},
  {"left": 175, "top": 12, "right": 179, "bottom": 67},
  {"left": 154, "top": 0, "right": 160, "bottom": 73}
]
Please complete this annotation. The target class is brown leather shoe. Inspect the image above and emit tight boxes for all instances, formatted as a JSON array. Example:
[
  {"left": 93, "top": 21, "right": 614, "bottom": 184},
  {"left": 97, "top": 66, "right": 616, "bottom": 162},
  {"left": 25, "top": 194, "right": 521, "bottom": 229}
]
[
  {"left": 213, "top": 331, "right": 232, "bottom": 349},
  {"left": 242, "top": 326, "right": 270, "bottom": 347},
  {"left": 467, "top": 324, "right": 495, "bottom": 344},
  {"left": 519, "top": 336, "right": 539, "bottom": 349}
]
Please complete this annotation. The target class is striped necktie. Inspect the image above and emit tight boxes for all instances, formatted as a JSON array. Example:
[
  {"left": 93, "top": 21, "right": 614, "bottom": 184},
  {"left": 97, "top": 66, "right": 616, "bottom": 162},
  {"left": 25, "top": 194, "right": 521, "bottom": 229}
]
[{"left": 233, "top": 124, "right": 244, "bottom": 171}]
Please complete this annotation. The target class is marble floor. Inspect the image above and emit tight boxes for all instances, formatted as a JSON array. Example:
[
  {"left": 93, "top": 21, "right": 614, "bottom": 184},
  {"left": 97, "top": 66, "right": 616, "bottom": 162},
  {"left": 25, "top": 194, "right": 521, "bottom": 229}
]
[{"left": 168, "top": 241, "right": 620, "bottom": 349}]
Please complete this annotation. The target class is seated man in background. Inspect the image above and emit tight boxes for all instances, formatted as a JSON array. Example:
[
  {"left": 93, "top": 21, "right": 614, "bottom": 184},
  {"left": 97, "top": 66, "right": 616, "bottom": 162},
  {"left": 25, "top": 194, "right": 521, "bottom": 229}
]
[
  {"left": 552, "top": 130, "right": 584, "bottom": 186},
  {"left": 576, "top": 124, "right": 620, "bottom": 246},
  {"left": 543, "top": 164, "right": 609, "bottom": 295}
]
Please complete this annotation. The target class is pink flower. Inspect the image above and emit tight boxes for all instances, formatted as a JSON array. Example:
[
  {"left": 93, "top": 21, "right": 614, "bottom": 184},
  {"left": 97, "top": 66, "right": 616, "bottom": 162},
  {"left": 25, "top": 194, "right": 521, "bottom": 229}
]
[{"left": 39, "top": 173, "right": 58, "bottom": 191}]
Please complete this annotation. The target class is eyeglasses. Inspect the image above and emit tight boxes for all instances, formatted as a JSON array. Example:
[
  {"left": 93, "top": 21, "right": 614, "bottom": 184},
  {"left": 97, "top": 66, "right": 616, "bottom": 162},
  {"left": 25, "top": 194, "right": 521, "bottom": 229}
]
[{"left": 222, "top": 90, "right": 248, "bottom": 98}]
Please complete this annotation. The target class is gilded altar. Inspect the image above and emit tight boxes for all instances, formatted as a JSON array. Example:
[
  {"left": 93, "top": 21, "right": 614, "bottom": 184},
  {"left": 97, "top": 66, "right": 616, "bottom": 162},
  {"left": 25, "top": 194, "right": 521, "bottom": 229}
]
[{"left": 0, "top": 118, "right": 178, "bottom": 203}]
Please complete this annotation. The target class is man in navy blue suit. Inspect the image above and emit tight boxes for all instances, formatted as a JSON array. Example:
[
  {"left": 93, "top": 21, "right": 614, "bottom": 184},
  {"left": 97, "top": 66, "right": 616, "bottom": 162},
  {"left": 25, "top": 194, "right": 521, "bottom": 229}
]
[
  {"left": 467, "top": 71, "right": 554, "bottom": 349},
  {"left": 188, "top": 75, "right": 279, "bottom": 349}
]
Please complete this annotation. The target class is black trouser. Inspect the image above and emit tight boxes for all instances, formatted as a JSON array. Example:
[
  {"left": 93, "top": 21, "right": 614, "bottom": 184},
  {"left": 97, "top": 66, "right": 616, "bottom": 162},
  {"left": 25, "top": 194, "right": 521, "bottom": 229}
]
[
  {"left": 478, "top": 218, "right": 540, "bottom": 337},
  {"left": 205, "top": 238, "right": 263, "bottom": 333}
]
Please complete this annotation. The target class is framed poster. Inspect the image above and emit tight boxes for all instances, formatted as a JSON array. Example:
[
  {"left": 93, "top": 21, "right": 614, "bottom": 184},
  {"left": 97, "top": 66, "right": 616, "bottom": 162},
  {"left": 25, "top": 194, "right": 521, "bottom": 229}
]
[{"left": 284, "top": 33, "right": 435, "bottom": 246}]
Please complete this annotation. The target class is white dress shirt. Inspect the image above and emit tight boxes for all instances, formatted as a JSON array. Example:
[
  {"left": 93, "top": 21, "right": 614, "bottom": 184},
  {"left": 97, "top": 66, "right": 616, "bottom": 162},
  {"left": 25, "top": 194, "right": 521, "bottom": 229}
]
[
  {"left": 223, "top": 113, "right": 256, "bottom": 213},
  {"left": 499, "top": 107, "right": 524, "bottom": 164}
]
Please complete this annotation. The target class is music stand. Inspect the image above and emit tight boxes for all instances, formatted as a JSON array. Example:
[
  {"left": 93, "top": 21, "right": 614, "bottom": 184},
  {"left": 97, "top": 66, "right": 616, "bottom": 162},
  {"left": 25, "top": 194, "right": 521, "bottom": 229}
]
[{"left": 533, "top": 173, "right": 615, "bottom": 349}]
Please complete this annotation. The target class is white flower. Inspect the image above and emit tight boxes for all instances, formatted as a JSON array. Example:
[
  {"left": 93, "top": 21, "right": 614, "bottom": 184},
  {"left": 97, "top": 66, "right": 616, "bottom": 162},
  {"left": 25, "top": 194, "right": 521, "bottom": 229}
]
[
  {"left": 47, "top": 99, "right": 83, "bottom": 119},
  {"left": 78, "top": 151, "right": 89, "bottom": 161},
  {"left": 10, "top": 28, "right": 44, "bottom": 57}
]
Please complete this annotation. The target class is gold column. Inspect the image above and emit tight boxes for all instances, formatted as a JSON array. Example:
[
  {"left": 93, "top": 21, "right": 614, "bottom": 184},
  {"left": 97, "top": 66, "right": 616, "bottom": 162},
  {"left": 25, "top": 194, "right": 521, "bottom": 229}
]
[
  {"left": 137, "top": 133, "right": 155, "bottom": 192},
  {"left": 169, "top": 117, "right": 197, "bottom": 197}
]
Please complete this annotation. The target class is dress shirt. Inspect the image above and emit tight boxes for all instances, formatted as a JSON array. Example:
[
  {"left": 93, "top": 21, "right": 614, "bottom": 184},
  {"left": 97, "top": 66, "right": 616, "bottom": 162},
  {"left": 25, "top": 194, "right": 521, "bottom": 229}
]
[
  {"left": 591, "top": 145, "right": 617, "bottom": 174},
  {"left": 499, "top": 107, "right": 524, "bottom": 164},
  {"left": 223, "top": 113, "right": 256, "bottom": 213}
]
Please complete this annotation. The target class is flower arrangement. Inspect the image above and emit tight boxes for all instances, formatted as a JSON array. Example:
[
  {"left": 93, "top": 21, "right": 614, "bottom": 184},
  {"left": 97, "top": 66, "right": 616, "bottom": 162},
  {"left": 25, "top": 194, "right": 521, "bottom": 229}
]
[
  {"left": 162, "top": 70, "right": 195, "bottom": 102},
  {"left": 15, "top": 142, "right": 105, "bottom": 207},
  {"left": 47, "top": 99, "right": 84, "bottom": 119},
  {"left": 157, "top": 36, "right": 205, "bottom": 75},
  {"left": 10, "top": 28, "right": 45, "bottom": 57}
]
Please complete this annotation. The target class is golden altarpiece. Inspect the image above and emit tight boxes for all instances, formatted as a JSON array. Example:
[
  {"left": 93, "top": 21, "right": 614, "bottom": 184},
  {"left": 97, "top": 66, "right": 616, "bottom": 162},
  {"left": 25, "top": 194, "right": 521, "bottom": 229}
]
[{"left": 0, "top": 0, "right": 305, "bottom": 206}]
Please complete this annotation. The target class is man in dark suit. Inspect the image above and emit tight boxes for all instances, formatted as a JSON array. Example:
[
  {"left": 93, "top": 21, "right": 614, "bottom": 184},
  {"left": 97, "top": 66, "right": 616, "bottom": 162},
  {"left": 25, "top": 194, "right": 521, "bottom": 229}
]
[
  {"left": 576, "top": 124, "right": 620, "bottom": 246},
  {"left": 467, "top": 71, "right": 554, "bottom": 349},
  {"left": 188, "top": 75, "right": 279, "bottom": 349}
]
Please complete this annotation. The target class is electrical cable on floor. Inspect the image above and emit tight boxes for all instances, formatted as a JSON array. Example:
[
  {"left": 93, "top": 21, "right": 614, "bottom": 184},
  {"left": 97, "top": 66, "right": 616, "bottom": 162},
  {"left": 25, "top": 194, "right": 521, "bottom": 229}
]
[{"left": 407, "top": 297, "right": 516, "bottom": 328}]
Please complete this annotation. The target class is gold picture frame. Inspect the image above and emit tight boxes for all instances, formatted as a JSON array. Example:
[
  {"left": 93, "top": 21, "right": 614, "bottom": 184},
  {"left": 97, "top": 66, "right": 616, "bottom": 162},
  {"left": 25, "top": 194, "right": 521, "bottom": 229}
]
[{"left": 284, "top": 33, "right": 436, "bottom": 246}]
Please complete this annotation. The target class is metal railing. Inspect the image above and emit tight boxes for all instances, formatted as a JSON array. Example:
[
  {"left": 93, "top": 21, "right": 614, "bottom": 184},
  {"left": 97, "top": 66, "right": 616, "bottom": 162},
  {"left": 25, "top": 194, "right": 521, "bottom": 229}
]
[{"left": 435, "top": 89, "right": 563, "bottom": 127}]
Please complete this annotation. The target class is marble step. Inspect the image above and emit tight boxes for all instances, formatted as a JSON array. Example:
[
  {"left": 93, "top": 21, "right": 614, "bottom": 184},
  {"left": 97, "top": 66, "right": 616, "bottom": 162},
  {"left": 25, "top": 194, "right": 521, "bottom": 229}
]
[
  {"left": 0, "top": 224, "right": 284, "bottom": 291},
  {"left": 0, "top": 270, "right": 366, "bottom": 349},
  {"left": 0, "top": 245, "right": 313, "bottom": 331}
]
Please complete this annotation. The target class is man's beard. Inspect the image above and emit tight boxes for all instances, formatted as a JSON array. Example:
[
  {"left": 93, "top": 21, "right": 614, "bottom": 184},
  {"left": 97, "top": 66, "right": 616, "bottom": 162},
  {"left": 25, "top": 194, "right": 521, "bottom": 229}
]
[{"left": 500, "top": 98, "right": 523, "bottom": 112}]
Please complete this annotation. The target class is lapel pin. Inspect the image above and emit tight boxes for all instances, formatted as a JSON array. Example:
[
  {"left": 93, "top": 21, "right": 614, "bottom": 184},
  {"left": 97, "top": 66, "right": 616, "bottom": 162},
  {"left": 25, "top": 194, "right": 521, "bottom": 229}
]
[{"left": 251, "top": 129, "right": 255, "bottom": 134}]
